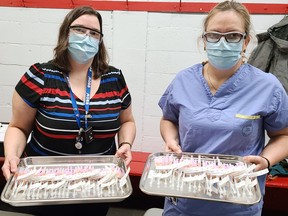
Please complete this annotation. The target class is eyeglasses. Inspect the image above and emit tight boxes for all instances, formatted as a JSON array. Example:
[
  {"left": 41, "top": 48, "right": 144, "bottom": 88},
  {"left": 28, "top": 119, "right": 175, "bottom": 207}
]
[
  {"left": 202, "top": 31, "right": 246, "bottom": 43},
  {"left": 69, "top": 25, "right": 103, "bottom": 40}
]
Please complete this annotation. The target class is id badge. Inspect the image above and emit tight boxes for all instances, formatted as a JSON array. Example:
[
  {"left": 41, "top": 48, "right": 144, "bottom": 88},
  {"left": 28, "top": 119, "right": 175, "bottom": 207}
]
[{"left": 84, "top": 126, "right": 94, "bottom": 143}]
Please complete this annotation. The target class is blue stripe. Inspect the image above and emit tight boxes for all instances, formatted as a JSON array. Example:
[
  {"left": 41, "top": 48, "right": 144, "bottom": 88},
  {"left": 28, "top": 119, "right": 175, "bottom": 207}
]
[
  {"left": 40, "top": 109, "right": 75, "bottom": 118},
  {"left": 44, "top": 74, "right": 66, "bottom": 82},
  {"left": 101, "top": 77, "right": 118, "bottom": 84},
  {"left": 91, "top": 113, "right": 119, "bottom": 119},
  {"left": 39, "top": 109, "right": 119, "bottom": 119},
  {"left": 23, "top": 98, "right": 38, "bottom": 108},
  {"left": 29, "top": 141, "right": 48, "bottom": 156}
]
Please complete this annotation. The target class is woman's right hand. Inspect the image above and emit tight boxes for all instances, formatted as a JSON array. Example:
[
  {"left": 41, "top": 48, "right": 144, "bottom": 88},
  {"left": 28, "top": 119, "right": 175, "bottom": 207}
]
[
  {"left": 2, "top": 91, "right": 37, "bottom": 181},
  {"left": 1, "top": 155, "right": 20, "bottom": 181},
  {"left": 165, "top": 141, "right": 182, "bottom": 153},
  {"left": 160, "top": 118, "right": 182, "bottom": 153}
]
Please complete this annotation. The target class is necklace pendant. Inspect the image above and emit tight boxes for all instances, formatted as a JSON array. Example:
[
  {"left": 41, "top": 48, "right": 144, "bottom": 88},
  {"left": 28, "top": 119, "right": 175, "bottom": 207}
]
[{"left": 75, "top": 141, "right": 83, "bottom": 150}]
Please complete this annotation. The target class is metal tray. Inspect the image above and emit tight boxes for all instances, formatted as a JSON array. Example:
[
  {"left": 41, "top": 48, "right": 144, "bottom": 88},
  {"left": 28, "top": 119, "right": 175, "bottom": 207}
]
[
  {"left": 1, "top": 156, "right": 132, "bottom": 206},
  {"left": 139, "top": 152, "right": 262, "bottom": 205}
]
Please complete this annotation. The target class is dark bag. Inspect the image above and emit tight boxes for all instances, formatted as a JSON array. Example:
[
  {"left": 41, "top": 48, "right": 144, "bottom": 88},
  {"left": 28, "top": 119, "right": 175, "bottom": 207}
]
[
  {"left": 268, "top": 159, "right": 288, "bottom": 177},
  {"left": 248, "top": 16, "right": 288, "bottom": 93}
]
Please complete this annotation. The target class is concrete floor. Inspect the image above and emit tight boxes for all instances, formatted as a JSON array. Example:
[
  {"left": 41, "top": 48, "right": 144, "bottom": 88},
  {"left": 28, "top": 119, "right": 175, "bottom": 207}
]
[
  {"left": 0, "top": 200, "right": 162, "bottom": 216},
  {"left": 0, "top": 207, "right": 148, "bottom": 216},
  {"left": 0, "top": 207, "right": 165, "bottom": 216}
]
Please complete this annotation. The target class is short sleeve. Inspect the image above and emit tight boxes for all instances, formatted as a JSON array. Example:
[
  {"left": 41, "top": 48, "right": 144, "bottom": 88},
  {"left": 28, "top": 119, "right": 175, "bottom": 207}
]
[
  {"left": 15, "top": 63, "right": 45, "bottom": 108},
  {"left": 158, "top": 83, "right": 179, "bottom": 124},
  {"left": 264, "top": 86, "right": 288, "bottom": 132},
  {"left": 118, "top": 70, "right": 131, "bottom": 109}
]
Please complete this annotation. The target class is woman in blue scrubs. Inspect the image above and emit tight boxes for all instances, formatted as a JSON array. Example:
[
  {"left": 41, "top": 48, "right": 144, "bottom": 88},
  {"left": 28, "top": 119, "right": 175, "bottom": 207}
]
[{"left": 159, "top": 1, "right": 288, "bottom": 215}]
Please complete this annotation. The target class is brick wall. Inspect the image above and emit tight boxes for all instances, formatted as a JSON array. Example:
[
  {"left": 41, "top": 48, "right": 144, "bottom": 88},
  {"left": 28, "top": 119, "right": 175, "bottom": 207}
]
[{"left": 0, "top": 7, "right": 284, "bottom": 152}]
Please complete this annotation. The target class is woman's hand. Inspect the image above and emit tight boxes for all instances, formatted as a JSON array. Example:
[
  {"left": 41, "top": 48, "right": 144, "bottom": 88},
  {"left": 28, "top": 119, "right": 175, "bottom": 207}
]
[
  {"left": 165, "top": 141, "right": 182, "bottom": 153},
  {"left": 115, "top": 144, "right": 132, "bottom": 166},
  {"left": 243, "top": 155, "right": 270, "bottom": 172},
  {"left": 1, "top": 155, "right": 20, "bottom": 181},
  {"left": 2, "top": 91, "right": 37, "bottom": 181},
  {"left": 160, "top": 118, "right": 181, "bottom": 153}
]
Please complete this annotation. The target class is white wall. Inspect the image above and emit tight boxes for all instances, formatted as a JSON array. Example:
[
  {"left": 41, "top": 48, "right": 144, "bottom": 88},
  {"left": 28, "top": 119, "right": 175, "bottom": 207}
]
[{"left": 0, "top": 5, "right": 285, "bottom": 152}]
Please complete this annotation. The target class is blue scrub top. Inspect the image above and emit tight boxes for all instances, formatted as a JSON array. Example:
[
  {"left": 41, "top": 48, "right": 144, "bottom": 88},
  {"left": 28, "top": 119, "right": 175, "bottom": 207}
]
[{"left": 159, "top": 63, "right": 288, "bottom": 216}]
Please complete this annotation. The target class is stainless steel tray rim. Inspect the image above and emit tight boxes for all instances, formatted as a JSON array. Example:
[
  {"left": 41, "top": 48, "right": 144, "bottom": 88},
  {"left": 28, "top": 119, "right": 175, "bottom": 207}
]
[
  {"left": 139, "top": 152, "right": 262, "bottom": 205},
  {"left": 1, "top": 155, "right": 133, "bottom": 206}
]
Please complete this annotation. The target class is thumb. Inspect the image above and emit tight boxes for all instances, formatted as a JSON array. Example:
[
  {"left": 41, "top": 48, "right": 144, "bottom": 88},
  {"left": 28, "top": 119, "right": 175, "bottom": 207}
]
[{"left": 169, "top": 144, "right": 182, "bottom": 154}]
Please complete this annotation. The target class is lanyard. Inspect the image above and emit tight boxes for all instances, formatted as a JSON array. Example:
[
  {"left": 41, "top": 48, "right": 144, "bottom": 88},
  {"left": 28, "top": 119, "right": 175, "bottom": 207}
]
[{"left": 65, "top": 68, "right": 92, "bottom": 129}]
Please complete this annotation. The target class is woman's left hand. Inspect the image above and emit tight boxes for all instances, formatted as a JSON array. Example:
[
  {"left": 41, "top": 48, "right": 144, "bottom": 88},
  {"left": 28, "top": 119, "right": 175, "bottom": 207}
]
[
  {"left": 115, "top": 144, "right": 132, "bottom": 166},
  {"left": 243, "top": 155, "right": 270, "bottom": 171}
]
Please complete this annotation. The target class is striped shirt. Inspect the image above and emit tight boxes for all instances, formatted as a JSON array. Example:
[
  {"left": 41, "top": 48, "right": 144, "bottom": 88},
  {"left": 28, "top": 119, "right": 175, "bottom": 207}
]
[{"left": 16, "top": 62, "right": 131, "bottom": 156}]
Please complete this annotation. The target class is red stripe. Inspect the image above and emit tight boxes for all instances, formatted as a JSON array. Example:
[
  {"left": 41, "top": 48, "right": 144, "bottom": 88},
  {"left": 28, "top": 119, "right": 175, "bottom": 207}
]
[
  {"left": 94, "top": 133, "right": 116, "bottom": 139},
  {"left": 21, "top": 76, "right": 42, "bottom": 95},
  {"left": 0, "top": 1, "right": 287, "bottom": 14},
  {"left": 94, "top": 91, "right": 118, "bottom": 99},
  {"left": 89, "top": 106, "right": 121, "bottom": 112},
  {"left": 43, "top": 88, "right": 70, "bottom": 98},
  {"left": 36, "top": 122, "right": 116, "bottom": 139},
  {"left": 20, "top": 64, "right": 46, "bottom": 95},
  {"left": 32, "top": 64, "right": 44, "bottom": 75},
  {"left": 36, "top": 123, "right": 76, "bottom": 139},
  {"left": 43, "top": 105, "right": 74, "bottom": 111},
  {"left": 119, "top": 86, "right": 128, "bottom": 97}
]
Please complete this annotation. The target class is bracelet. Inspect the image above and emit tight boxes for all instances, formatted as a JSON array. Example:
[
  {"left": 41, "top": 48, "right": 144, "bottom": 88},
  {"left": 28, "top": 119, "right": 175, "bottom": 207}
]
[
  {"left": 261, "top": 156, "right": 270, "bottom": 169},
  {"left": 119, "top": 141, "right": 132, "bottom": 149}
]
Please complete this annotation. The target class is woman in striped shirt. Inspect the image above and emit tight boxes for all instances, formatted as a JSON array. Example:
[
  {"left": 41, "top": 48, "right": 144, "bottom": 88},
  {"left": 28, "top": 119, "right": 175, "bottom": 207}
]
[{"left": 2, "top": 6, "right": 136, "bottom": 215}]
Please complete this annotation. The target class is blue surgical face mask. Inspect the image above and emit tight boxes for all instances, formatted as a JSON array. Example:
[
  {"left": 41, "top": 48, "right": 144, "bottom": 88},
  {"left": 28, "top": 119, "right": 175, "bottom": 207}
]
[
  {"left": 206, "top": 38, "right": 243, "bottom": 70},
  {"left": 68, "top": 33, "right": 99, "bottom": 64}
]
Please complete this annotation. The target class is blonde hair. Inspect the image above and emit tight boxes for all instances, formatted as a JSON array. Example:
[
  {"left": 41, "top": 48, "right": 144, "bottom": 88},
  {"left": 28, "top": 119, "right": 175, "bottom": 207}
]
[{"left": 203, "top": 0, "right": 251, "bottom": 35}]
